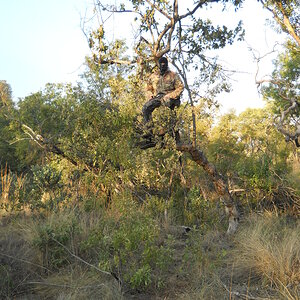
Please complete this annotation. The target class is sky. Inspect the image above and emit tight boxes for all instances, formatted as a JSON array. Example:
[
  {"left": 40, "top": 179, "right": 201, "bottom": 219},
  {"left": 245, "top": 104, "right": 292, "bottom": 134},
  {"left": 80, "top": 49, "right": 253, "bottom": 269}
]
[
  {"left": 0, "top": 0, "right": 90, "bottom": 98},
  {"left": 0, "top": 0, "right": 286, "bottom": 114}
]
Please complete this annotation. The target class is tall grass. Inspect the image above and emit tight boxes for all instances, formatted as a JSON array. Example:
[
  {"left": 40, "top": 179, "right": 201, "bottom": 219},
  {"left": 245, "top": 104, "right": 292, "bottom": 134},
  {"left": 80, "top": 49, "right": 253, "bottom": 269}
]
[
  {"left": 234, "top": 214, "right": 300, "bottom": 299},
  {"left": 1, "top": 166, "right": 28, "bottom": 212},
  {"left": 1, "top": 165, "right": 12, "bottom": 206}
]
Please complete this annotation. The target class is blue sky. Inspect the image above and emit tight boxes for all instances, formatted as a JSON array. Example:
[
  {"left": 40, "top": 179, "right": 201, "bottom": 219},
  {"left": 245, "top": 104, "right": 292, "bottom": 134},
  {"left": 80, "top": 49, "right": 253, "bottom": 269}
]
[
  {"left": 0, "top": 0, "right": 285, "bottom": 113},
  {"left": 0, "top": 0, "right": 90, "bottom": 99}
]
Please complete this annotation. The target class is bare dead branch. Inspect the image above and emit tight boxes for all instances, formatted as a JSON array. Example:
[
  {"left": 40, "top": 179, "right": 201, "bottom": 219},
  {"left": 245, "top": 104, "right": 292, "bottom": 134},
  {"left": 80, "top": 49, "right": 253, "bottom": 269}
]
[
  {"left": 96, "top": 58, "right": 136, "bottom": 65},
  {"left": 51, "top": 237, "right": 121, "bottom": 284},
  {"left": 251, "top": 43, "right": 281, "bottom": 87},
  {"left": 0, "top": 252, "right": 51, "bottom": 272}
]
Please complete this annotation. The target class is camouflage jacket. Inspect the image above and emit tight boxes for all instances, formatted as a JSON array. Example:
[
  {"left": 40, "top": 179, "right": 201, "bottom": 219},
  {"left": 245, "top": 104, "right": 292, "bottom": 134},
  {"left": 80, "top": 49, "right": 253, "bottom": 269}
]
[{"left": 146, "top": 69, "right": 184, "bottom": 100}]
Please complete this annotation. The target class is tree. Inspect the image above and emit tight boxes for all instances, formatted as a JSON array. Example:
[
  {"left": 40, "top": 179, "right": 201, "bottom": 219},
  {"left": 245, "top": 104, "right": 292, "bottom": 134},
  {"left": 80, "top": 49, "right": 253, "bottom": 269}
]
[
  {"left": 260, "top": 42, "right": 299, "bottom": 147},
  {"left": 256, "top": 0, "right": 299, "bottom": 147},
  {"left": 258, "top": 0, "right": 299, "bottom": 46},
  {"left": 0, "top": 80, "right": 13, "bottom": 107},
  {"left": 83, "top": 0, "right": 246, "bottom": 233},
  {"left": 0, "top": 81, "right": 20, "bottom": 170}
]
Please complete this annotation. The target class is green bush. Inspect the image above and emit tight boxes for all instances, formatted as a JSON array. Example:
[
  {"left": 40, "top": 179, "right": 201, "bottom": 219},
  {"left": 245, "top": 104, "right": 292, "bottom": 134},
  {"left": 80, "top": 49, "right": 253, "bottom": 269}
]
[
  {"left": 183, "top": 187, "right": 220, "bottom": 230},
  {"left": 32, "top": 212, "right": 79, "bottom": 269},
  {"left": 81, "top": 205, "right": 174, "bottom": 291}
]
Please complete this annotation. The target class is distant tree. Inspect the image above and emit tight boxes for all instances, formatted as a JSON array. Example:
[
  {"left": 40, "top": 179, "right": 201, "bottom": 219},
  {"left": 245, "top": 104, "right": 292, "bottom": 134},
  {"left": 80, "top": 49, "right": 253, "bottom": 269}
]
[
  {"left": 259, "top": 42, "right": 299, "bottom": 147},
  {"left": 257, "top": 0, "right": 299, "bottom": 147},
  {"left": 0, "top": 80, "right": 13, "bottom": 108},
  {"left": 0, "top": 81, "right": 19, "bottom": 170}
]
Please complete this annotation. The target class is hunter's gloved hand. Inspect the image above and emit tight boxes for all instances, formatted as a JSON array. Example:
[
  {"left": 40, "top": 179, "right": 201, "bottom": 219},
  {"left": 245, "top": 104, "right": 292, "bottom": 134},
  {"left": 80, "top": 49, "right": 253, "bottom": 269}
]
[{"left": 162, "top": 94, "right": 170, "bottom": 104}]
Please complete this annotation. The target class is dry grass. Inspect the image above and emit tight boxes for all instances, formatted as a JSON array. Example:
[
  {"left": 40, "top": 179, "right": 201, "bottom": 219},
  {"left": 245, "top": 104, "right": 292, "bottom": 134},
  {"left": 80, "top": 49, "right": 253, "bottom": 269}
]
[
  {"left": 30, "top": 266, "right": 122, "bottom": 300},
  {"left": 176, "top": 214, "right": 300, "bottom": 300},
  {"left": 1, "top": 165, "right": 13, "bottom": 207},
  {"left": 1, "top": 211, "right": 122, "bottom": 299},
  {"left": 0, "top": 221, "right": 43, "bottom": 299},
  {"left": 0, "top": 166, "right": 28, "bottom": 213},
  {"left": 2, "top": 206, "right": 300, "bottom": 299},
  {"left": 234, "top": 213, "right": 300, "bottom": 299}
]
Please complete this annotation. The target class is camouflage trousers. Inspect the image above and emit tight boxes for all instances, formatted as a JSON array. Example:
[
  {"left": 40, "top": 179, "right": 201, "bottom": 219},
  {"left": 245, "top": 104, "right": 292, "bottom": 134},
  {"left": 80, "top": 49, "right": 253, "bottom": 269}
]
[{"left": 142, "top": 95, "right": 180, "bottom": 123}]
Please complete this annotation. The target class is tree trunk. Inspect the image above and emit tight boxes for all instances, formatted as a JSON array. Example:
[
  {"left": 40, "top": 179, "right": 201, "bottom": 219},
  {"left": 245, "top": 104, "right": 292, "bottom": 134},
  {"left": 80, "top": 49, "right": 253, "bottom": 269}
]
[{"left": 176, "top": 143, "right": 239, "bottom": 234}]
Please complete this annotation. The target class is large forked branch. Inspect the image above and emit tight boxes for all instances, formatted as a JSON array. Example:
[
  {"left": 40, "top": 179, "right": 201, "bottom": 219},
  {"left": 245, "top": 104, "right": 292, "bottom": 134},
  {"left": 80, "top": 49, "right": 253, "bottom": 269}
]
[
  {"left": 92, "top": 0, "right": 208, "bottom": 63},
  {"left": 151, "top": 0, "right": 210, "bottom": 59}
]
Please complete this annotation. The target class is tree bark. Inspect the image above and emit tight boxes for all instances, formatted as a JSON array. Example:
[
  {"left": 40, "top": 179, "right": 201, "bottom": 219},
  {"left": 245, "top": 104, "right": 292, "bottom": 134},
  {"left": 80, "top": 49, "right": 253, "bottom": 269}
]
[{"left": 176, "top": 143, "right": 239, "bottom": 234}]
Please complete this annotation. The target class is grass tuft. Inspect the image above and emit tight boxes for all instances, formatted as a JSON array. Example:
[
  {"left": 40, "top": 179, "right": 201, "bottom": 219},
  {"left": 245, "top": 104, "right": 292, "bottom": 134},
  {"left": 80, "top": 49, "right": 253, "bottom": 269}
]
[{"left": 234, "top": 214, "right": 300, "bottom": 298}]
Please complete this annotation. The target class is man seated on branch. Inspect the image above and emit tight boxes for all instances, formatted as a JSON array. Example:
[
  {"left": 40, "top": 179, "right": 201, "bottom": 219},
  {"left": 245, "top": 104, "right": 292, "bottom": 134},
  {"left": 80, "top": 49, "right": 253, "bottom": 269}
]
[{"left": 142, "top": 56, "right": 184, "bottom": 134}]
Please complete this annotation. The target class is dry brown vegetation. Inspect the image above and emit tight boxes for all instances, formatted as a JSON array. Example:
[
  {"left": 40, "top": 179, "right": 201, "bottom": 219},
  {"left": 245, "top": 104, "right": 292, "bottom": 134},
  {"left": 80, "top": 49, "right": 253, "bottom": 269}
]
[{"left": 1, "top": 207, "right": 299, "bottom": 299}]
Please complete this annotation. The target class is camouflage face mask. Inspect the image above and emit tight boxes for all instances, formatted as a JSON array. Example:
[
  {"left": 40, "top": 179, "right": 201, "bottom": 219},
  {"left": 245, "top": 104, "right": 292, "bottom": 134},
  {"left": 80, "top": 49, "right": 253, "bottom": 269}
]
[{"left": 159, "top": 57, "right": 168, "bottom": 75}]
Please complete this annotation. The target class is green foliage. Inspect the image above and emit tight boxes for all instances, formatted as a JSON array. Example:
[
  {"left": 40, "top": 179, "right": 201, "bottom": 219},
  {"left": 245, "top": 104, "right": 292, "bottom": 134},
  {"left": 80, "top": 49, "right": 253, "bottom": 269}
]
[
  {"left": 0, "top": 81, "right": 21, "bottom": 171},
  {"left": 32, "top": 212, "right": 79, "bottom": 269},
  {"left": 32, "top": 165, "right": 62, "bottom": 192},
  {"left": 184, "top": 187, "right": 220, "bottom": 230},
  {"left": 81, "top": 201, "right": 174, "bottom": 290},
  {"left": 129, "top": 264, "right": 152, "bottom": 290}
]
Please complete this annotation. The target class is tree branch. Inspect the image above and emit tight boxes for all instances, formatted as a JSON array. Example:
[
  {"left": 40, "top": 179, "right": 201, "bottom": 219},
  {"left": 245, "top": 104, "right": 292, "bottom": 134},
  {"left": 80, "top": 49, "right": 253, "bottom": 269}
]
[
  {"left": 145, "top": 0, "right": 172, "bottom": 20},
  {"left": 176, "top": 143, "right": 239, "bottom": 234},
  {"left": 51, "top": 237, "right": 121, "bottom": 284},
  {"left": 96, "top": 58, "right": 136, "bottom": 65},
  {"left": 20, "top": 124, "right": 103, "bottom": 173},
  {"left": 259, "top": 0, "right": 300, "bottom": 46}
]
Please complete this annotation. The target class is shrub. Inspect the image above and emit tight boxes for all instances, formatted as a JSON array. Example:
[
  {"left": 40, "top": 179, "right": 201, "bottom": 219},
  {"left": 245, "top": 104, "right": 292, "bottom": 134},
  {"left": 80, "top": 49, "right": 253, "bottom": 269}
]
[
  {"left": 31, "top": 211, "right": 79, "bottom": 269},
  {"left": 80, "top": 202, "right": 175, "bottom": 291}
]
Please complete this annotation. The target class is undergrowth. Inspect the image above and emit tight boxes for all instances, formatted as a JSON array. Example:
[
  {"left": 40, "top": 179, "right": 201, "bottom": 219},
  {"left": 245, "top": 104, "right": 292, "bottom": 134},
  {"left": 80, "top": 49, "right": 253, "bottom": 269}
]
[{"left": 1, "top": 168, "right": 299, "bottom": 299}]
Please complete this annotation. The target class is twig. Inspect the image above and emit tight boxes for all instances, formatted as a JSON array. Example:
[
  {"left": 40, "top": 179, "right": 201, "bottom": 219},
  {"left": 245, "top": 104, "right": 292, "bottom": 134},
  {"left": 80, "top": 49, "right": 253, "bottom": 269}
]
[
  {"left": 25, "top": 281, "right": 107, "bottom": 289},
  {"left": 0, "top": 252, "right": 51, "bottom": 272},
  {"left": 51, "top": 237, "right": 121, "bottom": 284}
]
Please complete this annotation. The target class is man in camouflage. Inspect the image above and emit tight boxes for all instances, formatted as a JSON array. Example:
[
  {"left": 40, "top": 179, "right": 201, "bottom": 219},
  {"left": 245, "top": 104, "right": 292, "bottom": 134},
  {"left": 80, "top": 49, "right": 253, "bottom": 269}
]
[
  {"left": 139, "top": 57, "right": 183, "bottom": 150},
  {"left": 142, "top": 57, "right": 184, "bottom": 125}
]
